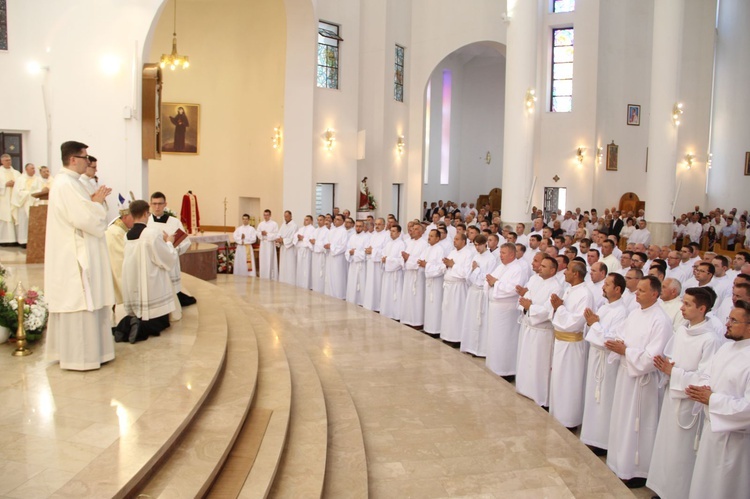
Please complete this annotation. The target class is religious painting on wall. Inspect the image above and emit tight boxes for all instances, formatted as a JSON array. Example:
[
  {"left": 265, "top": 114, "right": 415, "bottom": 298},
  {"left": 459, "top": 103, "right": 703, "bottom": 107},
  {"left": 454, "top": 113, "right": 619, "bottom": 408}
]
[
  {"left": 627, "top": 104, "right": 640, "bottom": 126},
  {"left": 0, "top": 0, "right": 8, "bottom": 50},
  {"left": 745, "top": 152, "right": 750, "bottom": 176},
  {"left": 606, "top": 140, "right": 618, "bottom": 171},
  {"left": 161, "top": 103, "right": 200, "bottom": 154}
]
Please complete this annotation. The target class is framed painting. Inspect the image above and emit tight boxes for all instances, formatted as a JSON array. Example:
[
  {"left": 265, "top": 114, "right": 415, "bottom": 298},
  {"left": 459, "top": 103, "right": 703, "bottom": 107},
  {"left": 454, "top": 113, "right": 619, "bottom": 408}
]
[
  {"left": 745, "top": 152, "right": 750, "bottom": 176},
  {"left": 606, "top": 141, "right": 618, "bottom": 171},
  {"left": 627, "top": 104, "right": 640, "bottom": 126},
  {"left": 161, "top": 102, "right": 200, "bottom": 154}
]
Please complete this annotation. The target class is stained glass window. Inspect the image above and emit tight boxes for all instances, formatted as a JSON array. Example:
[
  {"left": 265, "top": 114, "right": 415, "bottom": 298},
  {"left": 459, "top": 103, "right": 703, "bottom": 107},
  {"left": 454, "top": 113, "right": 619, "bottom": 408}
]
[
  {"left": 317, "top": 21, "right": 342, "bottom": 89},
  {"left": 553, "top": 0, "right": 575, "bottom": 13},
  {"left": 394, "top": 45, "right": 405, "bottom": 102},
  {"left": 551, "top": 27, "right": 574, "bottom": 112}
]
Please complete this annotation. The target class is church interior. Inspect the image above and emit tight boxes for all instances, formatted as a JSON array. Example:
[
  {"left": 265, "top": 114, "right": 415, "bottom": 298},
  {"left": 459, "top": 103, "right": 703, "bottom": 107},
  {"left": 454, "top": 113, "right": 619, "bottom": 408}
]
[{"left": 0, "top": 0, "right": 748, "bottom": 496}]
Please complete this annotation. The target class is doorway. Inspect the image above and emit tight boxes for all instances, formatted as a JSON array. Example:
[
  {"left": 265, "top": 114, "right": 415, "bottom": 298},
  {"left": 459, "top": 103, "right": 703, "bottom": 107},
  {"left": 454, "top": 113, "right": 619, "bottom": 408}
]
[
  {"left": 316, "top": 183, "right": 335, "bottom": 216},
  {"left": 543, "top": 187, "right": 566, "bottom": 221}
]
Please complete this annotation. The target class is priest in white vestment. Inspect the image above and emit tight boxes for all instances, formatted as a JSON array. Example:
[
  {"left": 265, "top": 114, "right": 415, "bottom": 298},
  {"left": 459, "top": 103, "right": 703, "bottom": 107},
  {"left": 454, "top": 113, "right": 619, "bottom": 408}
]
[
  {"left": 233, "top": 214, "right": 258, "bottom": 277},
  {"left": 11, "top": 163, "right": 43, "bottom": 246},
  {"left": 579, "top": 273, "right": 627, "bottom": 452},
  {"left": 362, "top": 218, "right": 389, "bottom": 312},
  {"left": 295, "top": 215, "right": 315, "bottom": 289},
  {"left": 325, "top": 214, "right": 349, "bottom": 299},
  {"left": 516, "top": 255, "right": 562, "bottom": 407},
  {"left": 44, "top": 141, "right": 115, "bottom": 370},
  {"left": 257, "top": 209, "right": 279, "bottom": 280},
  {"left": 276, "top": 210, "right": 298, "bottom": 285},
  {"left": 687, "top": 301, "right": 750, "bottom": 499},
  {"left": 460, "top": 235, "right": 498, "bottom": 356},
  {"left": 0, "top": 154, "right": 21, "bottom": 243},
  {"left": 647, "top": 287, "right": 721, "bottom": 499},
  {"left": 439, "top": 234, "right": 472, "bottom": 343},
  {"left": 605, "top": 275, "right": 672, "bottom": 486},
  {"left": 421, "top": 229, "right": 447, "bottom": 336},
  {"left": 121, "top": 200, "right": 178, "bottom": 339},
  {"left": 310, "top": 215, "right": 329, "bottom": 293},
  {"left": 549, "top": 261, "right": 594, "bottom": 428},
  {"left": 400, "top": 224, "right": 428, "bottom": 327},
  {"left": 379, "top": 225, "right": 406, "bottom": 320},
  {"left": 345, "top": 220, "right": 370, "bottom": 305},
  {"left": 485, "top": 243, "right": 527, "bottom": 377},
  {"left": 105, "top": 208, "right": 135, "bottom": 305}
]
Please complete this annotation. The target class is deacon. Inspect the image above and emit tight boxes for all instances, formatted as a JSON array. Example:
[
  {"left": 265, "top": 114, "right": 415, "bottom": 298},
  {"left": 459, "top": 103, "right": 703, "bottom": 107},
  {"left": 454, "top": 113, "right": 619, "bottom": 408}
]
[
  {"left": 257, "top": 209, "right": 279, "bottom": 280},
  {"left": 420, "top": 229, "right": 447, "bottom": 336},
  {"left": 400, "top": 223, "right": 428, "bottom": 328},
  {"left": 295, "top": 215, "right": 315, "bottom": 289},
  {"left": 45, "top": 141, "right": 115, "bottom": 370},
  {"left": 121, "top": 200, "right": 178, "bottom": 340},
  {"left": 105, "top": 205, "right": 135, "bottom": 305},
  {"left": 379, "top": 224, "right": 406, "bottom": 320},
  {"left": 460, "top": 235, "right": 497, "bottom": 356},
  {"left": 345, "top": 219, "right": 370, "bottom": 305},
  {"left": 276, "top": 210, "right": 298, "bottom": 285},
  {"left": 325, "top": 214, "right": 349, "bottom": 299},
  {"left": 310, "top": 214, "right": 329, "bottom": 293},
  {"left": 11, "top": 163, "right": 43, "bottom": 247},
  {"left": 0, "top": 153, "right": 20, "bottom": 244},
  {"left": 362, "top": 217, "right": 389, "bottom": 312},
  {"left": 439, "top": 233, "right": 472, "bottom": 344},
  {"left": 233, "top": 214, "right": 258, "bottom": 277}
]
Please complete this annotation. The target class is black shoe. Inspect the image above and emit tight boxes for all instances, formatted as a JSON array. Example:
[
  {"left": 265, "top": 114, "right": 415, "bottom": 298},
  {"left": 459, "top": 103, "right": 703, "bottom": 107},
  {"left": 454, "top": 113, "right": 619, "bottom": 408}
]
[
  {"left": 177, "top": 291, "right": 197, "bottom": 306},
  {"left": 541, "top": 406, "right": 550, "bottom": 412},
  {"left": 501, "top": 375, "right": 515, "bottom": 383},
  {"left": 128, "top": 316, "right": 141, "bottom": 344},
  {"left": 622, "top": 477, "right": 647, "bottom": 489},
  {"left": 566, "top": 425, "right": 579, "bottom": 433},
  {"left": 587, "top": 445, "right": 607, "bottom": 456},
  {"left": 442, "top": 340, "right": 460, "bottom": 348}
]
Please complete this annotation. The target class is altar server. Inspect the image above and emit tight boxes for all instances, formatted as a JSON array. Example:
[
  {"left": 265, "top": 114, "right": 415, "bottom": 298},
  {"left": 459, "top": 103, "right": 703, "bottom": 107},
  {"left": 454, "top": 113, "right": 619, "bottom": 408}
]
[{"left": 233, "top": 214, "right": 258, "bottom": 277}]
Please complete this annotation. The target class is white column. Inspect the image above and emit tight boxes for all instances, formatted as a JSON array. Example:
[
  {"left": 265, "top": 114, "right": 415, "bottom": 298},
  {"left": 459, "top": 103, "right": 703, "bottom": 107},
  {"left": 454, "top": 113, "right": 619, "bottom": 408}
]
[
  {"left": 500, "top": 0, "right": 538, "bottom": 224},
  {"left": 645, "top": 0, "right": 685, "bottom": 245}
]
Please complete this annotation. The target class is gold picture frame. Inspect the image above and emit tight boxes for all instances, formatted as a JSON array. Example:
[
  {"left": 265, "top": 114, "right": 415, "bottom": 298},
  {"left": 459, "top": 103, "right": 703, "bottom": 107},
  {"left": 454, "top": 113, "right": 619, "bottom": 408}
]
[{"left": 606, "top": 141, "right": 618, "bottom": 171}]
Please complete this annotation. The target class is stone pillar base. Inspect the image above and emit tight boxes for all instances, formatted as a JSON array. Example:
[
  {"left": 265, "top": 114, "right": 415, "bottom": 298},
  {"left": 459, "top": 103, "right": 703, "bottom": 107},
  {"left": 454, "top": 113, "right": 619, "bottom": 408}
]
[{"left": 647, "top": 221, "right": 673, "bottom": 247}]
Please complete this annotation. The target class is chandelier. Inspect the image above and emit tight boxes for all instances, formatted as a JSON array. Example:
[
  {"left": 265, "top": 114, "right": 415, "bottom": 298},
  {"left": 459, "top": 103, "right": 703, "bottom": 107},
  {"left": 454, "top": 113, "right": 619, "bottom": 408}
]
[{"left": 160, "top": 0, "right": 190, "bottom": 70}]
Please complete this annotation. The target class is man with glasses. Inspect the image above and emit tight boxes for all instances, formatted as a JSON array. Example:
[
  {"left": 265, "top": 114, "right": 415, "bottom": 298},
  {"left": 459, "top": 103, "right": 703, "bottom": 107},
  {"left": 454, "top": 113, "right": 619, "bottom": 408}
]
[
  {"left": 79, "top": 155, "right": 98, "bottom": 196},
  {"left": 687, "top": 300, "right": 750, "bottom": 498},
  {"left": 630, "top": 252, "right": 647, "bottom": 273},
  {"left": 45, "top": 141, "right": 114, "bottom": 370}
]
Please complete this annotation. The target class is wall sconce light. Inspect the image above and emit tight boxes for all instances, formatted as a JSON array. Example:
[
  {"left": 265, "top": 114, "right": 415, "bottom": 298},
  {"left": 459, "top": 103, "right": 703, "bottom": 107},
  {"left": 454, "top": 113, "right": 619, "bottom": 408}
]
[
  {"left": 672, "top": 102, "right": 684, "bottom": 126},
  {"left": 684, "top": 152, "right": 694, "bottom": 169},
  {"left": 26, "top": 61, "right": 49, "bottom": 75},
  {"left": 397, "top": 135, "right": 405, "bottom": 155},
  {"left": 525, "top": 88, "right": 537, "bottom": 113},
  {"left": 485, "top": 151, "right": 492, "bottom": 165},
  {"left": 577, "top": 147, "right": 585, "bottom": 165},
  {"left": 272, "top": 127, "right": 282, "bottom": 149},
  {"left": 707, "top": 153, "right": 712, "bottom": 169},
  {"left": 324, "top": 128, "right": 336, "bottom": 151},
  {"left": 596, "top": 147, "right": 603, "bottom": 165}
]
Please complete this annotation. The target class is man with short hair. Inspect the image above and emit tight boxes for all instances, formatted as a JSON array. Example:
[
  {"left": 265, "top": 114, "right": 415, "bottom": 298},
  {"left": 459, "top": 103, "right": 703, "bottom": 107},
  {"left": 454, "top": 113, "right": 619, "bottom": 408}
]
[
  {"left": 460, "top": 235, "right": 498, "bottom": 356},
  {"left": 233, "top": 213, "right": 258, "bottom": 277},
  {"left": 363, "top": 218, "right": 389, "bottom": 311},
  {"left": 11, "top": 163, "right": 43, "bottom": 247},
  {"left": 622, "top": 268, "right": 642, "bottom": 312},
  {"left": 400, "top": 224, "right": 428, "bottom": 328},
  {"left": 420, "top": 229, "right": 446, "bottom": 336},
  {"left": 309, "top": 215, "right": 329, "bottom": 293},
  {"left": 380, "top": 225, "right": 406, "bottom": 320},
  {"left": 294, "top": 215, "right": 315, "bottom": 288},
  {"left": 711, "top": 255, "right": 733, "bottom": 308},
  {"left": 665, "top": 250, "right": 689, "bottom": 284},
  {"left": 276, "top": 210, "right": 298, "bottom": 285},
  {"left": 257, "top": 209, "right": 279, "bottom": 280},
  {"left": 325, "top": 214, "right": 349, "bottom": 299},
  {"left": 45, "top": 141, "right": 115, "bottom": 370},
  {"left": 587, "top": 262, "right": 608, "bottom": 311},
  {"left": 599, "top": 239, "right": 621, "bottom": 273},
  {"left": 105, "top": 205, "right": 135, "bottom": 305},
  {"left": 439, "top": 233, "right": 472, "bottom": 344},
  {"left": 345, "top": 219, "right": 370, "bottom": 305},
  {"left": 0, "top": 153, "right": 21, "bottom": 244},
  {"left": 605, "top": 276, "right": 672, "bottom": 488},
  {"left": 686, "top": 300, "right": 750, "bottom": 499},
  {"left": 629, "top": 220, "right": 652, "bottom": 246},
  {"left": 660, "top": 277, "right": 684, "bottom": 332}
]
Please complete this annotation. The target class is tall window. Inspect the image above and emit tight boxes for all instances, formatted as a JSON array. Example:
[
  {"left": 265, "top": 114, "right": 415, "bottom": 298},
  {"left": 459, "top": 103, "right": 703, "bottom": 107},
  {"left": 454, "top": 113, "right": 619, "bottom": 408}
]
[
  {"left": 317, "top": 21, "right": 342, "bottom": 89},
  {"left": 551, "top": 28, "right": 574, "bottom": 112},
  {"left": 552, "top": 0, "right": 575, "bottom": 13},
  {"left": 394, "top": 45, "right": 405, "bottom": 102}
]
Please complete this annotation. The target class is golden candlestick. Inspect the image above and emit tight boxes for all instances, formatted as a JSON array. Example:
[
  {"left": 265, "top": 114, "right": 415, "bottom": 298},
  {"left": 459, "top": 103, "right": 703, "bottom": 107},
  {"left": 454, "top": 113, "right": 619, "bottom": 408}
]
[{"left": 12, "top": 282, "right": 31, "bottom": 356}]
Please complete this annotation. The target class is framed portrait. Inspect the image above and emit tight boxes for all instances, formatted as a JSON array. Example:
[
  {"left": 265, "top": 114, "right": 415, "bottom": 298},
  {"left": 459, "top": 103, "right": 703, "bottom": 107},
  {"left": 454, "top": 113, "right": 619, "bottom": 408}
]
[
  {"left": 606, "top": 141, "right": 618, "bottom": 171},
  {"left": 161, "top": 103, "right": 200, "bottom": 154},
  {"left": 627, "top": 104, "right": 640, "bottom": 126},
  {"left": 745, "top": 152, "right": 750, "bottom": 176}
]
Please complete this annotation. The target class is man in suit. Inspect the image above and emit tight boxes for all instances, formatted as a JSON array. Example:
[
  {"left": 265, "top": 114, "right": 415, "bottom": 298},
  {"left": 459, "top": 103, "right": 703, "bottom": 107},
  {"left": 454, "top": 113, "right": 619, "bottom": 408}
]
[{"left": 609, "top": 211, "right": 624, "bottom": 237}]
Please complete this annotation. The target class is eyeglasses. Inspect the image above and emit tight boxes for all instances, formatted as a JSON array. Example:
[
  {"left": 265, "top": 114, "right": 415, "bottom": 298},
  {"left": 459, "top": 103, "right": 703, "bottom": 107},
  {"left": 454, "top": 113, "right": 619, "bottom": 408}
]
[
  {"left": 727, "top": 318, "right": 750, "bottom": 325},
  {"left": 72, "top": 155, "right": 92, "bottom": 162},
  {"left": 150, "top": 201, "right": 166, "bottom": 206}
]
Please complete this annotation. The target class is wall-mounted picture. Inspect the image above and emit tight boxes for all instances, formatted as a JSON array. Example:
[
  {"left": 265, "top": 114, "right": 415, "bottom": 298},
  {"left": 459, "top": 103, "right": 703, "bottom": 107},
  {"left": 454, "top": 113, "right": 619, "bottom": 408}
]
[
  {"left": 606, "top": 140, "right": 618, "bottom": 171},
  {"left": 745, "top": 152, "right": 750, "bottom": 176},
  {"left": 162, "top": 103, "right": 200, "bottom": 154},
  {"left": 627, "top": 104, "right": 640, "bottom": 126}
]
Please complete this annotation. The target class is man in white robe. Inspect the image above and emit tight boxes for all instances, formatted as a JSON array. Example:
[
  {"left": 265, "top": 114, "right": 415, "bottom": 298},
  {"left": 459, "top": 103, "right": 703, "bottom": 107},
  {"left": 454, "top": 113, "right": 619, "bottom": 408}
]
[
  {"left": 11, "top": 163, "right": 43, "bottom": 246},
  {"left": 439, "top": 233, "right": 472, "bottom": 343},
  {"left": 605, "top": 275, "right": 672, "bottom": 488},
  {"left": 345, "top": 220, "right": 370, "bottom": 305},
  {"left": 310, "top": 215, "right": 329, "bottom": 293},
  {"left": 257, "top": 209, "right": 279, "bottom": 280},
  {"left": 105, "top": 207, "right": 135, "bottom": 305},
  {"left": 400, "top": 224, "right": 428, "bottom": 327},
  {"left": 39, "top": 165, "right": 54, "bottom": 195},
  {"left": 579, "top": 272, "right": 628, "bottom": 454},
  {"left": 0, "top": 154, "right": 20, "bottom": 244},
  {"left": 325, "top": 214, "right": 349, "bottom": 299},
  {"left": 686, "top": 300, "right": 750, "bottom": 499},
  {"left": 276, "top": 210, "right": 298, "bottom": 285},
  {"left": 598, "top": 240, "right": 621, "bottom": 273},
  {"left": 121, "top": 200, "right": 178, "bottom": 341},
  {"left": 516, "top": 255, "right": 562, "bottom": 407},
  {"left": 549, "top": 260, "right": 594, "bottom": 429},
  {"left": 379, "top": 225, "right": 405, "bottom": 320},
  {"left": 647, "top": 287, "right": 721, "bottom": 499},
  {"left": 460, "top": 235, "right": 498, "bottom": 356},
  {"left": 485, "top": 243, "right": 527, "bottom": 378},
  {"left": 147, "top": 192, "right": 195, "bottom": 314},
  {"left": 295, "top": 215, "right": 315, "bottom": 289},
  {"left": 586, "top": 261, "right": 608, "bottom": 311},
  {"left": 233, "top": 214, "right": 258, "bottom": 277},
  {"left": 44, "top": 141, "right": 115, "bottom": 370},
  {"left": 421, "top": 229, "right": 447, "bottom": 336},
  {"left": 363, "top": 218, "right": 388, "bottom": 311},
  {"left": 660, "top": 278, "right": 684, "bottom": 331}
]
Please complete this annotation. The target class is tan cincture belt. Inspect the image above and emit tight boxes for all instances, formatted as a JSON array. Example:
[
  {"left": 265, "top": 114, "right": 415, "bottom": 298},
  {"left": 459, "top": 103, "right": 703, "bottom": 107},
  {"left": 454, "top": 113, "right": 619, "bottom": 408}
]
[{"left": 554, "top": 330, "right": 584, "bottom": 342}]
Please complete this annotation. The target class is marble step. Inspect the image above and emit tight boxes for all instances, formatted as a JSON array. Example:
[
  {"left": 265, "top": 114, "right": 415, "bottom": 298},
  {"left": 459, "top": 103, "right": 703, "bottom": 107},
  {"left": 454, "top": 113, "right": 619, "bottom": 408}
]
[
  {"left": 51, "top": 275, "right": 229, "bottom": 498},
  {"left": 133, "top": 292, "right": 259, "bottom": 497},
  {"left": 208, "top": 293, "right": 293, "bottom": 499}
]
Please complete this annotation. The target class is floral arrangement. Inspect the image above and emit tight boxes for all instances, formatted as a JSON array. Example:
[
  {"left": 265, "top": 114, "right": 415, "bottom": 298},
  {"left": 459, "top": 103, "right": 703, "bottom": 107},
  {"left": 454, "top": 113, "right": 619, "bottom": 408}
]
[
  {"left": 0, "top": 270, "right": 49, "bottom": 341},
  {"left": 367, "top": 193, "right": 378, "bottom": 210},
  {"left": 164, "top": 207, "right": 178, "bottom": 218},
  {"left": 217, "top": 244, "right": 236, "bottom": 274}
]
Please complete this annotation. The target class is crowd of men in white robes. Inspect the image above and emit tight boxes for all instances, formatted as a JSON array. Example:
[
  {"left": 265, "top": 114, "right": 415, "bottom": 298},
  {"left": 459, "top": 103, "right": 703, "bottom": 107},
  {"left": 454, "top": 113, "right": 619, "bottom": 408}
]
[
  {"left": 245, "top": 203, "right": 750, "bottom": 497},
  {"left": 0, "top": 154, "right": 55, "bottom": 248}
]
